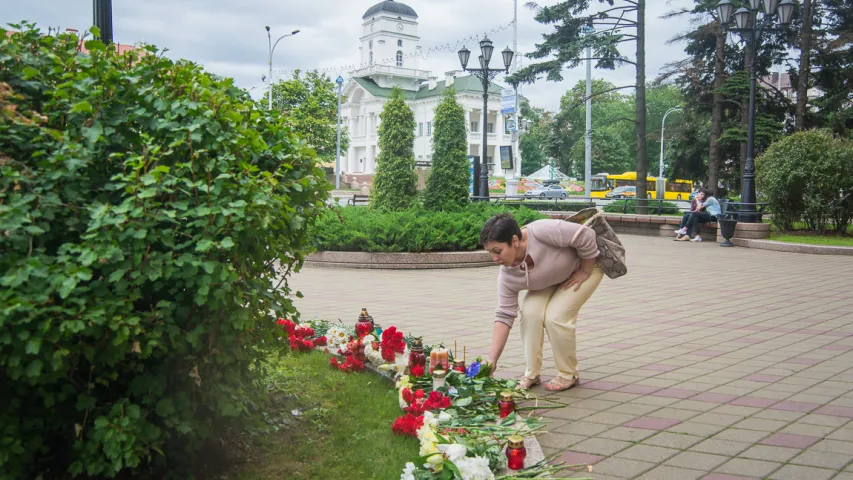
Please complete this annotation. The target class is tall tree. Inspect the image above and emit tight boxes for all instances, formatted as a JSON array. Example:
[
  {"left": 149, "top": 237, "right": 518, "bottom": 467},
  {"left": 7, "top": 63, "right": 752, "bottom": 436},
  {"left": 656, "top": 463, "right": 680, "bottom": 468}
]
[
  {"left": 518, "top": 101, "right": 549, "bottom": 176},
  {"left": 512, "top": 0, "right": 649, "bottom": 209},
  {"left": 371, "top": 88, "right": 417, "bottom": 211},
  {"left": 795, "top": 0, "right": 815, "bottom": 130},
  {"left": 812, "top": 0, "right": 853, "bottom": 137},
  {"left": 424, "top": 88, "right": 470, "bottom": 210},
  {"left": 271, "top": 70, "right": 349, "bottom": 161}
]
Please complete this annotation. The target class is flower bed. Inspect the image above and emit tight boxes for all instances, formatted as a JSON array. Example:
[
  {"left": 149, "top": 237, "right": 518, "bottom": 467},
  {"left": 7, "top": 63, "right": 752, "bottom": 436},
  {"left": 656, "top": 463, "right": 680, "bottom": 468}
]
[{"left": 275, "top": 316, "right": 589, "bottom": 480}]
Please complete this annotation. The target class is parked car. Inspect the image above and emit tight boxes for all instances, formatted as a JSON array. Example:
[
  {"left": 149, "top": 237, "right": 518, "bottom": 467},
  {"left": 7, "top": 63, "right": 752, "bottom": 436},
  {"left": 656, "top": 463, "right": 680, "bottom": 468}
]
[
  {"left": 524, "top": 184, "right": 569, "bottom": 199},
  {"left": 606, "top": 186, "right": 636, "bottom": 199}
]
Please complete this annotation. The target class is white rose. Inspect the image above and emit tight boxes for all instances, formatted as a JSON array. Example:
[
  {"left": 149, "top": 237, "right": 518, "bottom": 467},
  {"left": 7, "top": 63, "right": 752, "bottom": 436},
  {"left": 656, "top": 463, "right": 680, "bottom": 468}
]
[
  {"left": 438, "top": 411, "right": 452, "bottom": 424},
  {"left": 400, "top": 462, "right": 416, "bottom": 480},
  {"left": 438, "top": 443, "right": 467, "bottom": 462}
]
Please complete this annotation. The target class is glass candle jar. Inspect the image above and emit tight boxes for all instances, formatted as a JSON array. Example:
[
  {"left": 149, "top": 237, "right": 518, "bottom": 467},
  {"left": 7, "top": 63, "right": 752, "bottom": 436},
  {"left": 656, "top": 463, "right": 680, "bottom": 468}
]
[
  {"left": 505, "top": 435, "right": 526, "bottom": 470},
  {"left": 498, "top": 391, "right": 516, "bottom": 419},
  {"left": 432, "top": 369, "right": 447, "bottom": 391},
  {"left": 409, "top": 338, "right": 426, "bottom": 371},
  {"left": 453, "top": 360, "right": 466, "bottom": 373}
]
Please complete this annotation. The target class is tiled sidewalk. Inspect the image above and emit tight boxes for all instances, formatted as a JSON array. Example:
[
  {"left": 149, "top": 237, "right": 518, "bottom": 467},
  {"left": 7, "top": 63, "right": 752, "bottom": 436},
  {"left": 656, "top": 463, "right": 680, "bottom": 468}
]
[{"left": 292, "top": 235, "right": 853, "bottom": 479}]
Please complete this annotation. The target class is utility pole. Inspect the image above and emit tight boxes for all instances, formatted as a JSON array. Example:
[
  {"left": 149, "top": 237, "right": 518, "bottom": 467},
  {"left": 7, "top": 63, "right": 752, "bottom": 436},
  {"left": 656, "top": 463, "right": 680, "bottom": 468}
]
[
  {"left": 335, "top": 75, "right": 344, "bottom": 190},
  {"left": 584, "top": 25, "right": 594, "bottom": 200}
]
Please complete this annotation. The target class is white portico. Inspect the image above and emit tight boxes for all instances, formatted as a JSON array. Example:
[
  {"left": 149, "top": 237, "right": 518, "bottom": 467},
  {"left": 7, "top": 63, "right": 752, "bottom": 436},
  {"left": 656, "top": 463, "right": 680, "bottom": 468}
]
[{"left": 340, "top": 0, "right": 515, "bottom": 178}]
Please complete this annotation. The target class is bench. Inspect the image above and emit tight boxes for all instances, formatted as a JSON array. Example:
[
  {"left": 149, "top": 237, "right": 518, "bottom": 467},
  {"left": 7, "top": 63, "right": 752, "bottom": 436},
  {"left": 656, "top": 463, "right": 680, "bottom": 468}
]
[{"left": 347, "top": 194, "right": 370, "bottom": 206}]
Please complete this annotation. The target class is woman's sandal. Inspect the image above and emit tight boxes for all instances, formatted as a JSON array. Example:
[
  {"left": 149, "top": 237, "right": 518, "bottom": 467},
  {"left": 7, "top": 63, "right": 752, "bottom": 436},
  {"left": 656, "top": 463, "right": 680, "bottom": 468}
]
[
  {"left": 518, "top": 375, "right": 541, "bottom": 390},
  {"left": 544, "top": 376, "right": 580, "bottom": 392}
]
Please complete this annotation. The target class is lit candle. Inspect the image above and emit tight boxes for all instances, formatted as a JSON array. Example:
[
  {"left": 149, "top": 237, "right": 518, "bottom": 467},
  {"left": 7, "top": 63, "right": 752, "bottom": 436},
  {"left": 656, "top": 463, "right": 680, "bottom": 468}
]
[
  {"left": 498, "top": 391, "right": 516, "bottom": 418},
  {"left": 505, "top": 435, "right": 526, "bottom": 470}
]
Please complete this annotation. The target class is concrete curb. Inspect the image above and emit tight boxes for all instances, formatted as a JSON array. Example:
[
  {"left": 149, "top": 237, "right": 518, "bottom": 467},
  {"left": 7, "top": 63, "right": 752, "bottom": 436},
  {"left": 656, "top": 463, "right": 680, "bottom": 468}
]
[
  {"left": 732, "top": 238, "right": 853, "bottom": 255},
  {"left": 306, "top": 251, "right": 495, "bottom": 269}
]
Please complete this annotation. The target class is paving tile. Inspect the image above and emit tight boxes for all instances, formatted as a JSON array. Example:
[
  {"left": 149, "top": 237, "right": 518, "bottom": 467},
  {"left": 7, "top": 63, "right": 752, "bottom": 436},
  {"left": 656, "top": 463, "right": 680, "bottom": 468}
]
[
  {"left": 636, "top": 465, "right": 706, "bottom": 480},
  {"left": 790, "top": 449, "right": 853, "bottom": 470},
  {"left": 770, "top": 401, "right": 821, "bottom": 413},
  {"left": 768, "top": 464, "right": 836, "bottom": 480},
  {"left": 715, "top": 458, "right": 782, "bottom": 478},
  {"left": 690, "top": 438, "right": 752, "bottom": 456},
  {"left": 738, "top": 444, "right": 801, "bottom": 463},
  {"left": 623, "top": 417, "right": 682, "bottom": 431},
  {"left": 729, "top": 396, "right": 777, "bottom": 408},
  {"left": 653, "top": 388, "right": 703, "bottom": 399},
  {"left": 701, "top": 474, "right": 756, "bottom": 480},
  {"left": 815, "top": 405, "right": 853, "bottom": 418},
  {"left": 537, "top": 432, "right": 588, "bottom": 449},
  {"left": 555, "top": 450, "right": 605, "bottom": 466},
  {"left": 711, "top": 428, "right": 770, "bottom": 443},
  {"left": 810, "top": 439, "right": 853, "bottom": 455},
  {"left": 555, "top": 421, "right": 611, "bottom": 437},
  {"left": 583, "top": 412, "right": 638, "bottom": 426},
  {"left": 592, "top": 456, "right": 656, "bottom": 478},
  {"left": 691, "top": 412, "right": 746, "bottom": 427},
  {"left": 644, "top": 432, "right": 705, "bottom": 449},
  {"left": 617, "top": 444, "right": 681, "bottom": 463},
  {"left": 759, "top": 433, "right": 821, "bottom": 449},
  {"left": 732, "top": 417, "right": 789, "bottom": 432},
  {"left": 665, "top": 451, "right": 729, "bottom": 470},
  {"left": 572, "top": 437, "right": 634, "bottom": 456},
  {"left": 667, "top": 421, "right": 726, "bottom": 437},
  {"left": 599, "top": 426, "right": 658, "bottom": 442}
]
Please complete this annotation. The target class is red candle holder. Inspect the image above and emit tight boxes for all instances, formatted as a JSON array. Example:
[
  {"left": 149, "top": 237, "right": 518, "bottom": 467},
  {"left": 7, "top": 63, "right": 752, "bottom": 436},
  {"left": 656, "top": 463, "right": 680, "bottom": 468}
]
[
  {"left": 453, "top": 360, "right": 466, "bottom": 373},
  {"left": 498, "top": 391, "right": 516, "bottom": 419},
  {"left": 505, "top": 435, "right": 526, "bottom": 470},
  {"left": 408, "top": 338, "right": 426, "bottom": 371}
]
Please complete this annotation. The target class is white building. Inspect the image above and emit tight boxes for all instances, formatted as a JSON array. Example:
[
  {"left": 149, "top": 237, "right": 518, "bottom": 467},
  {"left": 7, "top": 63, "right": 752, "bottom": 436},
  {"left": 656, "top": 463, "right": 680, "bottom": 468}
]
[{"left": 340, "top": 0, "right": 516, "bottom": 178}]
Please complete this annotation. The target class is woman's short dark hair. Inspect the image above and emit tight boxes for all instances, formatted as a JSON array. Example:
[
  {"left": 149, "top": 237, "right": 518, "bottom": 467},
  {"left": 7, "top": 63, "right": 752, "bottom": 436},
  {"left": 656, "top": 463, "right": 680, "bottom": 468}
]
[
  {"left": 479, "top": 213, "right": 522, "bottom": 246},
  {"left": 703, "top": 188, "right": 714, "bottom": 198}
]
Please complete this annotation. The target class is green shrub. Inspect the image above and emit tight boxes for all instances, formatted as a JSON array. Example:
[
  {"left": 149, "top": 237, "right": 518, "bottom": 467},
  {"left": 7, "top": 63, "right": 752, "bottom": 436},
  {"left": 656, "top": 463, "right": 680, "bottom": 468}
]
[
  {"left": 499, "top": 200, "right": 596, "bottom": 212},
  {"left": 312, "top": 204, "right": 547, "bottom": 252},
  {"left": 371, "top": 87, "right": 417, "bottom": 211},
  {"left": 424, "top": 88, "right": 470, "bottom": 211},
  {"left": 0, "top": 25, "right": 329, "bottom": 478},
  {"left": 603, "top": 200, "right": 680, "bottom": 215},
  {"left": 756, "top": 129, "right": 853, "bottom": 233}
]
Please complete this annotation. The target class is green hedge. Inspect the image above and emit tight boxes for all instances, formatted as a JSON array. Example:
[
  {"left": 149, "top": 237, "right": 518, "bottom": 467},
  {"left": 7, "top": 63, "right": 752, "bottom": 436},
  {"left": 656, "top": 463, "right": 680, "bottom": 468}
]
[
  {"left": 497, "top": 200, "right": 596, "bottom": 212},
  {"left": 756, "top": 129, "right": 853, "bottom": 233},
  {"left": 0, "top": 26, "right": 328, "bottom": 478},
  {"left": 603, "top": 200, "right": 681, "bottom": 215},
  {"left": 313, "top": 204, "right": 547, "bottom": 252}
]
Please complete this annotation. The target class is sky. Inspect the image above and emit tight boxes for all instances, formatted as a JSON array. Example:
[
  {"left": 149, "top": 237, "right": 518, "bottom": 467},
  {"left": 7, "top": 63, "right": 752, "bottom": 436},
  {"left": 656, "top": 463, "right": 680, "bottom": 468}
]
[{"left": 5, "top": 0, "right": 700, "bottom": 111}]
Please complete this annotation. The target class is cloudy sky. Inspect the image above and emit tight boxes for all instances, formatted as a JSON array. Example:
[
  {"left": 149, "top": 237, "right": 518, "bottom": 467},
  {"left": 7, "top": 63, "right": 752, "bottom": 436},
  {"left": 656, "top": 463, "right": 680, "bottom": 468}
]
[{"left": 6, "top": 0, "right": 699, "bottom": 111}]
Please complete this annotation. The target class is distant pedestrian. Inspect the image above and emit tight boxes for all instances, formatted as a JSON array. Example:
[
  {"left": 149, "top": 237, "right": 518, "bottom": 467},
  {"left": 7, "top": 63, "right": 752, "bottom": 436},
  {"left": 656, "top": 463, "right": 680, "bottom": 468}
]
[{"left": 676, "top": 189, "right": 721, "bottom": 243}]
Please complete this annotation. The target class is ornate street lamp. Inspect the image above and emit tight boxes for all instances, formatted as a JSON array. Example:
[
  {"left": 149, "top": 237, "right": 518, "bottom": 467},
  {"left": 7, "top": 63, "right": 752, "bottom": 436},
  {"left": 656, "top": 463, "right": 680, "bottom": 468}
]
[
  {"left": 458, "top": 37, "right": 514, "bottom": 200},
  {"left": 715, "top": 0, "right": 794, "bottom": 222}
]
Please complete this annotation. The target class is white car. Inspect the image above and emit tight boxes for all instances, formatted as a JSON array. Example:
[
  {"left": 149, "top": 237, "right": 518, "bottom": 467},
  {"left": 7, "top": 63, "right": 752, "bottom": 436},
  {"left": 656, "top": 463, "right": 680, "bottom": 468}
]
[{"left": 524, "top": 184, "right": 568, "bottom": 199}]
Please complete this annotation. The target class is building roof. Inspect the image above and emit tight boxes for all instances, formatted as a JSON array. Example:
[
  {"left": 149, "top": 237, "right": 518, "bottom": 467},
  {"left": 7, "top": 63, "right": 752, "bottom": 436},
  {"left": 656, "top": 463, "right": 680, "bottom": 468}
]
[
  {"left": 352, "top": 75, "right": 504, "bottom": 101},
  {"left": 363, "top": 0, "right": 418, "bottom": 19}
]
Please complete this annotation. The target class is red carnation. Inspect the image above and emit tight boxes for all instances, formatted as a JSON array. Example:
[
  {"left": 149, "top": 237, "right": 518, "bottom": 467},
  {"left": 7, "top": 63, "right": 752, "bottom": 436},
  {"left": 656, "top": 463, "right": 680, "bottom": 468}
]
[
  {"left": 414, "top": 389, "right": 425, "bottom": 400},
  {"left": 404, "top": 400, "right": 426, "bottom": 416},
  {"left": 410, "top": 364, "right": 424, "bottom": 377},
  {"left": 392, "top": 414, "right": 424, "bottom": 437},
  {"left": 314, "top": 336, "right": 328, "bottom": 347},
  {"left": 402, "top": 388, "right": 415, "bottom": 405},
  {"left": 424, "top": 391, "right": 452, "bottom": 411}
]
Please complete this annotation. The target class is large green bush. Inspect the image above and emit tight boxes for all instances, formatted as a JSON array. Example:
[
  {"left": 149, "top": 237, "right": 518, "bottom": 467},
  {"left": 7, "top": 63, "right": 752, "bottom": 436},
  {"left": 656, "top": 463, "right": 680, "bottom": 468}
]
[
  {"left": 313, "top": 204, "right": 547, "bottom": 252},
  {"left": 371, "top": 87, "right": 417, "bottom": 211},
  {"left": 424, "top": 88, "right": 470, "bottom": 211},
  {"left": 603, "top": 200, "right": 680, "bottom": 215},
  {"left": 0, "top": 26, "right": 329, "bottom": 478},
  {"left": 756, "top": 129, "right": 853, "bottom": 233}
]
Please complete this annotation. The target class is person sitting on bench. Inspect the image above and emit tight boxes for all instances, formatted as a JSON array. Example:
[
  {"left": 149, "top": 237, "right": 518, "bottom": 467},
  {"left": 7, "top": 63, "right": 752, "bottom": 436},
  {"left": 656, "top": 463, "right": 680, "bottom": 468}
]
[
  {"left": 676, "top": 189, "right": 721, "bottom": 243},
  {"left": 675, "top": 190, "right": 703, "bottom": 237}
]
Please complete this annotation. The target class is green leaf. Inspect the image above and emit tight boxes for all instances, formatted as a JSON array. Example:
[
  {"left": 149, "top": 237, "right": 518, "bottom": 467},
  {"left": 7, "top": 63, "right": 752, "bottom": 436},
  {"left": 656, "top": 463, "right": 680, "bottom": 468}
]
[
  {"left": 71, "top": 101, "right": 94, "bottom": 114},
  {"left": 58, "top": 277, "right": 78, "bottom": 299},
  {"left": 25, "top": 359, "right": 42, "bottom": 377},
  {"left": 82, "top": 123, "right": 103, "bottom": 144},
  {"left": 220, "top": 237, "right": 234, "bottom": 249},
  {"left": 453, "top": 396, "right": 473, "bottom": 407},
  {"left": 25, "top": 337, "right": 42, "bottom": 355},
  {"left": 195, "top": 239, "right": 214, "bottom": 252}
]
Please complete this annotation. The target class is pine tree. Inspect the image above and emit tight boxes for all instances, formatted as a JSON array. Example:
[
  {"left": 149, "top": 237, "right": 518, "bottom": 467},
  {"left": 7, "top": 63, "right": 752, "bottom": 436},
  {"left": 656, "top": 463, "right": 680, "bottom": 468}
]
[
  {"left": 371, "top": 87, "right": 417, "bottom": 210},
  {"left": 424, "top": 88, "right": 470, "bottom": 210}
]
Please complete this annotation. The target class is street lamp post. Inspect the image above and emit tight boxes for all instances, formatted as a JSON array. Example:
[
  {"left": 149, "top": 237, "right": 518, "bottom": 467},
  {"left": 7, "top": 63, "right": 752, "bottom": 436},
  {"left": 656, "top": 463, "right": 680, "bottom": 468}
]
[
  {"left": 715, "top": 0, "right": 794, "bottom": 222},
  {"left": 266, "top": 26, "right": 300, "bottom": 111},
  {"left": 458, "top": 37, "right": 514, "bottom": 200},
  {"left": 660, "top": 107, "right": 682, "bottom": 178},
  {"left": 335, "top": 75, "right": 345, "bottom": 190}
]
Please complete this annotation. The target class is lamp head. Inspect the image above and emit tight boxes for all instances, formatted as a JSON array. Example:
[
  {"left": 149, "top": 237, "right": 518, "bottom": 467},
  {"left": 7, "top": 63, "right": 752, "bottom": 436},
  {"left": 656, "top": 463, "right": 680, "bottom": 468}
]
[
  {"left": 479, "top": 36, "right": 494, "bottom": 65},
  {"left": 458, "top": 46, "right": 471, "bottom": 70}
]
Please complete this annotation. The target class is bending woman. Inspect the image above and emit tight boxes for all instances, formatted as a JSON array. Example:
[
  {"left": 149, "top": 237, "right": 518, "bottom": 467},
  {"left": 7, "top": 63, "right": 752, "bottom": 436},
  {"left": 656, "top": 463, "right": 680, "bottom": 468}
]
[{"left": 481, "top": 214, "right": 603, "bottom": 391}]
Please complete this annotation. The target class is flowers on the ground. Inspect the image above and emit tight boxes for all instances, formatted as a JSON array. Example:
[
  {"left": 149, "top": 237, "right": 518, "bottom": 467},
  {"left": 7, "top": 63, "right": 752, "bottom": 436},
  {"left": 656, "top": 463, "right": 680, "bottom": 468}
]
[
  {"left": 410, "top": 364, "right": 424, "bottom": 377},
  {"left": 454, "top": 455, "right": 495, "bottom": 480},
  {"left": 326, "top": 325, "right": 350, "bottom": 350},
  {"left": 392, "top": 413, "right": 424, "bottom": 437},
  {"left": 330, "top": 355, "right": 365, "bottom": 373},
  {"left": 381, "top": 326, "right": 406, "bottom": 362}
]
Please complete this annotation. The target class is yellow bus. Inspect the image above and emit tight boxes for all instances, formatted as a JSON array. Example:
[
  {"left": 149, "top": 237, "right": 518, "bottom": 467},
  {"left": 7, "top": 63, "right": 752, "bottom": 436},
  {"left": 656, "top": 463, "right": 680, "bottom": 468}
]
[{"left": 590, "top": 172, "right": 694, "bottom": 200}]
